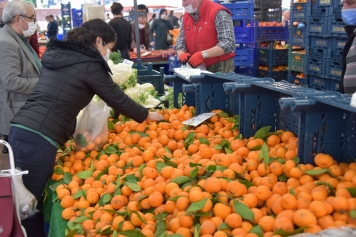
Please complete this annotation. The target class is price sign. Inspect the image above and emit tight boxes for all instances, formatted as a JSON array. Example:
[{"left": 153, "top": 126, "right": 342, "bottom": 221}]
[
  {"left": 123, "top": 59, "right": 134, "bottom": 66},
  {"left": 182, "top": 113, "right": 216, "bottom": 127}
]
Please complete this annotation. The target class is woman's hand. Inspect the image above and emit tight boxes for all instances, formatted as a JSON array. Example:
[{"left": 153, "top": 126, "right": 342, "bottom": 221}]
[{"left": 147, "top": 112, "right": 164, "bottom": 121}]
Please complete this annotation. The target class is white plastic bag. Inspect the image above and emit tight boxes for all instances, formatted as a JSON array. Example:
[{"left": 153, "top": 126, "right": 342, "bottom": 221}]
[
  {"left": 0, "top": 169, "right": 38, "bottom": 220},
  {"left": 74, "top": 99, "right": 109, "bottom": 152}
]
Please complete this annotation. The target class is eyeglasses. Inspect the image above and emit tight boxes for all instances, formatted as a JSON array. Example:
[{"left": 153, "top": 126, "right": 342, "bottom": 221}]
[{"left": 20, "top": 15, "right": 37, "bottom": 23}]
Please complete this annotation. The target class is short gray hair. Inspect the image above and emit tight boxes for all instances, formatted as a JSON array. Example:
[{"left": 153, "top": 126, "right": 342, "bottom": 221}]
[
  {"left": 138, "top": 13, "right": 146, "bottom": 19},
  {"left": 2, "top": 0, "right": 35, "bottom": 24}
]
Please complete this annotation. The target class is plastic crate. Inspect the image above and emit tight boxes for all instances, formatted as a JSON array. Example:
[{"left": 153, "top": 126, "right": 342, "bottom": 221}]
[
  {"left": 329, "top": 15, "right": 347, "bottom": 38},
  {"left": 288, "top": 71, "right": 309, "bottom": 87},
  {"left": 234, "top": 46, "right": 254, "bottom": 66},
  {"left": 254, "top": 0, "right": 281, "bottom": 9},
  {"left": 288, "top": 51, "right": 307, "bottom": 73},
  {"left": 168, "top": 55, "right": 181, "bottom": 73},
  {"left": 329, "top": 78, "right": 340, "bottom": 91},
  {"left": 289, "top": 27, "right": 309, "bottom": 46},
  {"left": 330, "top": 37, "right": 346, "bottom": 57},
  {"left": 254, "top": 68, "right": 288, "bottom": 82},
  {"left": 255, "top": 45, "right": 288, "bottom": 66},
  {"left": 71, "top": 8, "right": 83, "bottom": 28},
  {"left": 308, "top": 75, "right": 330, "bottom": 90},
  {"left": 327, "top": 57, "right": 342, "bottom": 80},
  {"left": 218, "top": 2, "right": 254, "bottom": 20},
  {"left": 136, "top": 63, "right": 165, "bottom": 95},
  {"left": 309, "top": 36, "right": 332, "bottom": 58},
  {"left": 254, "top": 9, "right": 282, "bottom": 23},
  {"left": 254, "top": 25, "right": 289, "bottom": 41},
  {"left": 234, "top": 23, "right": 255, "bottom": 43},
  {"left": 307, "top": 15, "right": 329, "bottom": 37},
  {"left": 291, "top": 2, "right": 311, "bottom": 19},
  {"left": 307, "top": 55, "right": 328, "bottom": 77},
  {"left": 164, "top": 74, "right": 195, "bottom": 108},
  {"left": 312, "top": 0, "right": 334, "bottom": 8}
]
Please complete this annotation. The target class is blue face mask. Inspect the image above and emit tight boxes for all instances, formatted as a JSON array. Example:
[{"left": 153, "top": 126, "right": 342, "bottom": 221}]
[{"left": 342, "top": 9, "right": 356, "bottom": 26}]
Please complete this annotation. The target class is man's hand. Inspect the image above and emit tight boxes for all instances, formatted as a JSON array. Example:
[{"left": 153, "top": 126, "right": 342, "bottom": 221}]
[
  {"left": 147, "top": 112, "right": 164, "bottom": 121},
  {"left": 188, "top": 51, "right": 205, "bottom": 68},
  {"left": 178, "top": 53, "right": 191, "bottom": 65}
]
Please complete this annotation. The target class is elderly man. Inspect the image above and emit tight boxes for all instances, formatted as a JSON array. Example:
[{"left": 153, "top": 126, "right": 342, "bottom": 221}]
[
  {"left": 131, "top": 13, "right": 150, "bottom": 53},
  {"left": 0, "top": 0, "right": 40, "bottom": 173},
  {"left": 176, "top": 0, "right": 236, "bottom": 73}
]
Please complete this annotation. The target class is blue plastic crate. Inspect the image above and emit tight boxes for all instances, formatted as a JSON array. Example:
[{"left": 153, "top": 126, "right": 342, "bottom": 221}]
[
  {"left": 164, "top": 74, "right": 195, "bottom": 108},
  {"left": 312, "top": 0, "right": 334, "bottom": 8},
  {"left": 255, "top": 25, "right": 289, "bottom": 41},
  {"left": 219, "top": 2, "right": 254, "bottom": 20},
  {"left": 288, "top": 51, "right": 308, "bottom": 73},
  {"left": 254, "top": 68, "right": 288, "bottom": 82},
  {"left": 329, "top": 15, "right": 347, "bottom": 38},
  {"left": 330, "top": 37, "right": 346, "bottom": 57},
  {"left": 327, "top": 57, "right": 342, "bottom": 80},
  {"left": 311, "top": 6, "right": 333, "bottom": 16},
  {"left": 254, "top": 8, "right": 282, "bottom": 22},
  {"left": 255, "top": 46, "right": 288, "bottom": 66},
  {"left": 289, "top": 27, "right": 309, "bottom": 46},
  {"left": 254, "top": 0, "right": 282, "bottom": 9},
  {"left": 234, "top": 46, "right": 254, "bottom": 66},
  {"left": 307, "top": 55, "right": 328, "bottom": 77},
  {"left": 291, "top": 2, "right": 311, "bottom": 19},
  {"left": 329, "top": 78, "right": 340, "bottom": 91},
  {"left": 234, "top": 24, "right": 254, "bottom": 44},
  {"left": 309, "top": 75, "right": 330, "bottom": 90},
  {"left": 307, "top": 15, "right": 329, "bottom": 37},
  {"left": 309, "top": 36, "right": 332, "bottom": 57},
  {"left": 168, "top": 55, "right": 181, "bottom": 73},
  {"left": 288, "top": 71, "right": 309, "bottom": 87}
]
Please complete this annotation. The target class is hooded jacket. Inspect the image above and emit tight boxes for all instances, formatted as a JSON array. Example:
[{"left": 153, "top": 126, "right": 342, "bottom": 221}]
[
  {"left": 11, "top": 40, "right": 148, "bottom": 145},
  {"left": 340, "top": 25, "right": 356, "bottom": 93}
]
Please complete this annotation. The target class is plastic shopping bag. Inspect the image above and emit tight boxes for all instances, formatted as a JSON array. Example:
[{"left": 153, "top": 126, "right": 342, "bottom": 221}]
[{"left": 74, "top": 99, "right": 109, "bottom": 152}]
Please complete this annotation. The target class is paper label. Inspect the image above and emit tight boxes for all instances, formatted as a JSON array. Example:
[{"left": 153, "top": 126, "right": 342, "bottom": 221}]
[
  {"left": 182, "top": 113, "right": 216, "bottom": 126},
  {"left": 123, "top": 59, "right": 134, "bottom": 66}
]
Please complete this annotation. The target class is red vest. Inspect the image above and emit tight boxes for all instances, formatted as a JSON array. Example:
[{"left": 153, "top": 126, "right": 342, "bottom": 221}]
[{"left": 183, "top": 0, "right": 235, "bottom": 67}]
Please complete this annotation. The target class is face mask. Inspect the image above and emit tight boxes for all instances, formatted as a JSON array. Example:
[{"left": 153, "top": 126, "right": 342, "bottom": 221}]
[
  {"left": 342, "top": 9, "right": 356, "bottom": 26},
  {"left": 160, "top": 14, "right": 166, "bottom": 20},
  {"left": 138, "top": 24, "right": 145, "bottom": 29},
  {"left": 19, "top": 17, "right": 37, "bottom": 37},
  {"left": 184, "top": 0, "right": 198, "bottom": 14},
  {"left": 103, "top": 46, "right": 110, "bottom": 62}
]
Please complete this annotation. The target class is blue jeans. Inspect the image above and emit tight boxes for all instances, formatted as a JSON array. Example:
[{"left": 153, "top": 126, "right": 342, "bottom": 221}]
[{"left": 9, "top": 126, "right": 57, "bottom": 237}]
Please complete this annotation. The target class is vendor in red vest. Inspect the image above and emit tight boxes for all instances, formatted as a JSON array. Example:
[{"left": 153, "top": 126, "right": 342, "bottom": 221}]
[{"left": 176, "top": 0, "right": 236, "bottom": 73}]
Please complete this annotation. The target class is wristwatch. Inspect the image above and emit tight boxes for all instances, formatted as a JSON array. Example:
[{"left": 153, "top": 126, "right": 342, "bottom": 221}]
[{"left": 202, "top": 50, "right": 208, "bottom": 59}]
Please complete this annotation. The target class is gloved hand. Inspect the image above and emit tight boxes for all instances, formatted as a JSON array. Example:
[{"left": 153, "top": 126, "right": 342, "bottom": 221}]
[
  {"left": 188, "top": 51, "right": 205, "bottom": 68},
  {"left": 147, "top": 112, "right": 164, "bottom": 121},
  {"left": 178, "top": 53, "right": 191, "bottom": 65}
]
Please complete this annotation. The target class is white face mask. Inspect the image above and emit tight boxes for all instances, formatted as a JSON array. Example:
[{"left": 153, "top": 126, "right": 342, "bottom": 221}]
[
  {"left": 103, "top": 47, "right": 110, "bottom": 62},
  {"left": 160, "top": 14, "right": 166, "bottom": 20},
  {"left": 19, "top": 17, "right": 37, "bottom": 37},
  {"left": 138, "top": 23, "right": 145, "bottom": 29},
  {"left": 184, "top": 0, "right": 198, "bottom": 14}
]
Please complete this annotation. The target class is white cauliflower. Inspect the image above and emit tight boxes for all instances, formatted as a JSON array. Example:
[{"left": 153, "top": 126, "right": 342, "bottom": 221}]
[{"left": 108, "top": 60, "right": 137, "bottom": 90}]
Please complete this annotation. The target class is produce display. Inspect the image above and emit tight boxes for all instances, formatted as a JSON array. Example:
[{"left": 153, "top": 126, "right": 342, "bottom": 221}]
[
  {"left": 129, "top": 49, "right": 176, "bottom": 59},
  {"left": 169, "top": 29, "right": 180, "bottom": 46},
  {"left": 259, "top": 41, "right": 289, "bottom": 50},
  {"left": 258, "top": 65, "right": 288, "bottom": 71},
  {"left": 48, "top": 106, "right": 356, "bottom": 237}
]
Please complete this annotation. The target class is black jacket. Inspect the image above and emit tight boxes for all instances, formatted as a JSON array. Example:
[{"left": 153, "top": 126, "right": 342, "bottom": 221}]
[
  {"left": 340, "top": 26, "right": 356, "bottom": 93},
  {"left": 11, "top": 40, "right": 148, "bottom": 145},
  {"left": 109, "top": 17, "right": 132, "bottom": 53}
]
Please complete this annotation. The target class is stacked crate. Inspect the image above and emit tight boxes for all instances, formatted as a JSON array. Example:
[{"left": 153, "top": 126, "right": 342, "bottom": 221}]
[
  {"left": 254, "top": 0, "right": 282, "bottom": 22},
  {"left": 215, "top": 0, "right": 255, "bottom": 74},
  {"left": 289, "top": 0, "right": 347, "bottom": 91}
]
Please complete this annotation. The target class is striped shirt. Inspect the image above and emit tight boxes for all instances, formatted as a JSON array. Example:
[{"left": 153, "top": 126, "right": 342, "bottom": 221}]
[{"left": 344, "top": 33, "right": 356, "bottom": 94}]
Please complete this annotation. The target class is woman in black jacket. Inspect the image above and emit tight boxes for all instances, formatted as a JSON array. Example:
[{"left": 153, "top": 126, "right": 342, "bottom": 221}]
[{"left": 8, "top": 19, "right": 162, "bottom": 237}]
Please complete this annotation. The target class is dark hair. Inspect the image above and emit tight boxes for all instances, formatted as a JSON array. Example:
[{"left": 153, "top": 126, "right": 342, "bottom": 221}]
[
  {"left": 159, "top": 9, "right": 167, "bottom": 17},
  {"left": 152, "top": 13, "right": 156, "bottom": 18},
  {"left": 49, "top": 14, "right": 53, "bottom": 18},
  {"left": 111, "top": 2, "right": 123, "bottom": 15},
  {"left": 170, "top": 11, "right": 174, "bottom": 15},
  {"left": 66, "top": 19, "right": 117, "bottom": 47},
  {"left": 138, "top": 4, "right": 148, "bottom": 12}
]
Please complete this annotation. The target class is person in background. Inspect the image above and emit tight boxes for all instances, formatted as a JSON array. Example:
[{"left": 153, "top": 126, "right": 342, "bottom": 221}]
[
  {"left": 149, "top": 13, "right": 156, "bottom": 27},
  {"left": 131, "top": 13, "right": 150, "bottom": 53},
  {"left": 109, "top": 2, "right": 132, "bottom": 60},
  {"left": 0, "top": 0, "right": 40, "bottom": 154},
  {"left": 176, "top": 0, "right": 236, "bottom": 73},
  {"left": 46, "top": 14, "right": 58, "bottom": 40},
  {"left": 169, "top": 10, "right": 180, "bottom": 28},
  {"left": 28, "top": 11, "right": 39, "bottom": 56},
  {"left": 282, "top": 9, "right": 290, "bottom": 26},
  {"left": 0, "top": 0, "right": 8, "bottom": 28},
  {"left": 105, "top": 12, "right": 111, "bottom": 23},
  {"left": 150, "top": 9, "right": 174, "bottom": 50},
  {"left": 9, "top": 19, "right": 163, "bottom": 237},
  {"left": 340, "top": 0, "right": 356, "bottom": 94}
]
